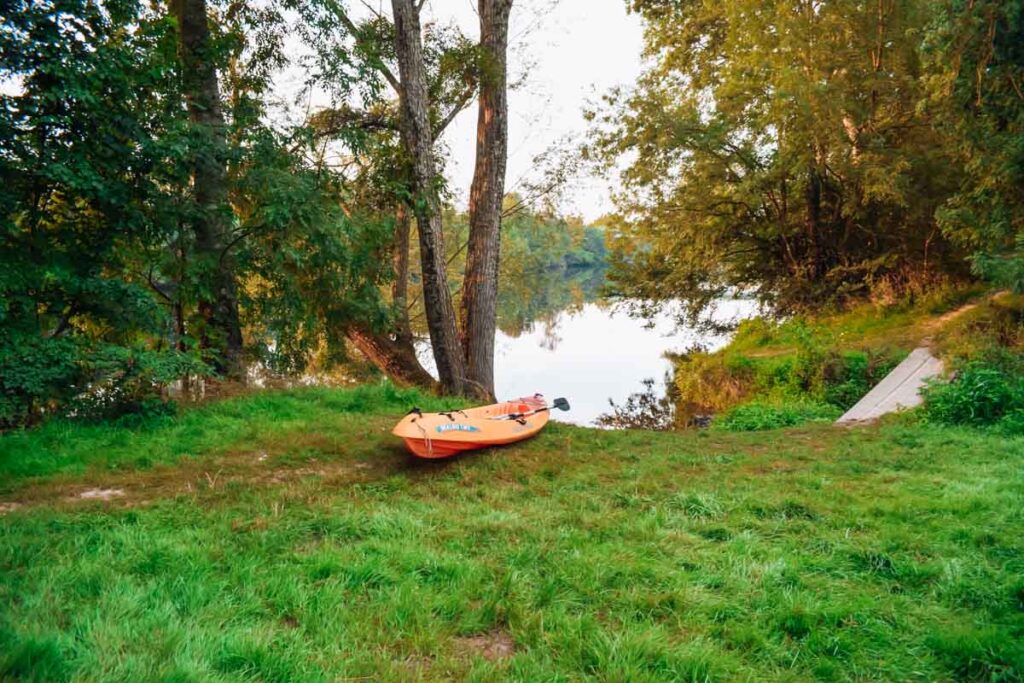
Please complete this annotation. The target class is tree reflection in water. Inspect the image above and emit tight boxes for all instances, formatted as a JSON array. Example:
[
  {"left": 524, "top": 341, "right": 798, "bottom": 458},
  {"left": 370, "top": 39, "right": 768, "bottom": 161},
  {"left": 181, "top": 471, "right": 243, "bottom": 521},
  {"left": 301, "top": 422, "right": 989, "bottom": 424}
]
[
  {"left": 595, "top": 376, "right": 679, "bottom": 430},
  {"left": 495, "top": 264, "right": 607, "bottom": 342}
]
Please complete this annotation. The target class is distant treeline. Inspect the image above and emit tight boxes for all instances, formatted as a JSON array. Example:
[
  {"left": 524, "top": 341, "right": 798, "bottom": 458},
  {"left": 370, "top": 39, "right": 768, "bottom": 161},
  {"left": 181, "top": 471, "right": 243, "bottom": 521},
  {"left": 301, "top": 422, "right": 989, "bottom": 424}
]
[
  {"left": 499, "top": 206, "right": 608, "bottom": 274},
  {"left": 401, "top": 203, "right": 609, "bottom": 338}
]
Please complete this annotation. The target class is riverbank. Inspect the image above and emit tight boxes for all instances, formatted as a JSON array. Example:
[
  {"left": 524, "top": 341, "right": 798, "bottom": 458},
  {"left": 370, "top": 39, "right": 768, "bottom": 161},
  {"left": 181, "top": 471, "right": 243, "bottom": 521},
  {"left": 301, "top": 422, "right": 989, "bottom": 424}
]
[
  {"left": 2, "top": 385, "right": 1022, "bottom": 680},
  {"left": 668, "top": 288, "right": 1024, "bottom": 430}
]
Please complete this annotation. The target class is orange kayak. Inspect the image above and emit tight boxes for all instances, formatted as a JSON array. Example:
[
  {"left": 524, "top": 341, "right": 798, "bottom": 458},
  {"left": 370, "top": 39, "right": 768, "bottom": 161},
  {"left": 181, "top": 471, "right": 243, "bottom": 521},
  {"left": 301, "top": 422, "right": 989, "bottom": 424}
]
[{"left": 392, "top": 395, "right": 569, "bottom": 459}]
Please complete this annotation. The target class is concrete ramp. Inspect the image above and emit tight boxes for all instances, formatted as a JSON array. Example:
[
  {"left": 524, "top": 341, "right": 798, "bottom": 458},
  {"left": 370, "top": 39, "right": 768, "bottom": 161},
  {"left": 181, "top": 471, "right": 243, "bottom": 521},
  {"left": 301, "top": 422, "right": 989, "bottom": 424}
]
[{"left": 836, "top": 347, "right": 944, "bottom": 424}]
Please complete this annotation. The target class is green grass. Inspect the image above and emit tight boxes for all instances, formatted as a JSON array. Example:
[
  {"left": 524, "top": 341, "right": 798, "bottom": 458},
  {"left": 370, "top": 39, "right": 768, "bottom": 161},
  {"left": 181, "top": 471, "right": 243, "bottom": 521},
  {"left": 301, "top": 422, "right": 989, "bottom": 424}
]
[
  {"left": 2, "top": 385, "right": 1023, "bottom": 681},
  {"left": 727, "top": 285, "right": 985, "bottom": 357},
  {"left": 672, "top": 288, "right": 1006, "bottom": 429},
  {"left": 0, "top": 383, "right": 456, "bottom": 486},
  {"left": 713, "top": 400, "right": 842, "bottom": 432}
]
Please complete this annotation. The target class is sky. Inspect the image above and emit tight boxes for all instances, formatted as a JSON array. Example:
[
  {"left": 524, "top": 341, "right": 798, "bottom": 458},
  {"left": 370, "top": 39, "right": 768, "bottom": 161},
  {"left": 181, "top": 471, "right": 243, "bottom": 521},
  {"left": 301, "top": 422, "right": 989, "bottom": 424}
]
[
  {"left": 2, "top": 1, "right": 646, "bottom": 221},
  {"left": 422, "top": 0, "right": 646, "bottom": 222}
]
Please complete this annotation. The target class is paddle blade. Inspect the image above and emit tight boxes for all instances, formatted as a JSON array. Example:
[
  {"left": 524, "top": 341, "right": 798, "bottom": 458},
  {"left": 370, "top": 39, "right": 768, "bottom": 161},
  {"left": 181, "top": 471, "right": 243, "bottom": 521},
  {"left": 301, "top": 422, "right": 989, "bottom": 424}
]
[{"left": 552, "top": 397, "right": 570, "bottom": 411}]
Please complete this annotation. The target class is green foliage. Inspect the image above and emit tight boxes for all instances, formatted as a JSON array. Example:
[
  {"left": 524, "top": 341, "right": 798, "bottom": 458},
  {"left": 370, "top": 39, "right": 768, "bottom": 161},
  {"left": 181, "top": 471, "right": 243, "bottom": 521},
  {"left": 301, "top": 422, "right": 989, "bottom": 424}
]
[
  {"left": 591, "top": 0, "right": 966, "bottom": 325},
  {"left": 924, "top": 0, "right": 1024, "bottom": 292},
  {"left": 674, "top": 325, "right": 904, "bottom": 425},
  {"left": 714, "top": 400, "right": 840, "bottom": 432},
  {"left": 230, "top": 130, "right": 393, "bottom": 373},
  {"left": 2, "top": 390, "right": 1023, "bottom": 680},
  {"left": 0, "top": 0, "right": 199, "bottom": 425},
  {"left": 669, "top": 293, "right": 999, "bottom": 428},
  {"left": 822, "top": 351, "right": 897, "bottom": 410},
  {"left": 0, "top": 0, "right": 398, "bottom": 425},
  {"left": 933, "top": 293, "right": 1024, "bottom": 364},
  {"left": 923, "top": 359, "right": 1024, "bottom": 429},
  {"left": 0, "top": 338, "right": 208, "bottom": 428}
]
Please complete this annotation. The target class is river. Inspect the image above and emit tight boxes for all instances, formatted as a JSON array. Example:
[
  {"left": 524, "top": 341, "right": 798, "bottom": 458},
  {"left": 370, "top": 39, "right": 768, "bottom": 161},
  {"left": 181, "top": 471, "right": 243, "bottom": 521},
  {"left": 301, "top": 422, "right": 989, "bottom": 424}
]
[{"left": 418, "top": 267, "right": 758, "bottom": 426}]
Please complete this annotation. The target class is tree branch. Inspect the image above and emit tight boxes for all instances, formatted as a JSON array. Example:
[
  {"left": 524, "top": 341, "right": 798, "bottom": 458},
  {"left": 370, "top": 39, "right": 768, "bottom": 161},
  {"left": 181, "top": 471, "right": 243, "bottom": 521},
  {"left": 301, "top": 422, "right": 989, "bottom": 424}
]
[
  {"left": 143, "top": 266, "right": 175, "bottom": 304},
  {"left": 336, "top": 7, "right": 402, "bottom": 94},
  {"left": 433, "top": 83, "right": 476, "bottom": 137},
  {"left": 308, "top": 105, "right": 399, "bottom": 138}
]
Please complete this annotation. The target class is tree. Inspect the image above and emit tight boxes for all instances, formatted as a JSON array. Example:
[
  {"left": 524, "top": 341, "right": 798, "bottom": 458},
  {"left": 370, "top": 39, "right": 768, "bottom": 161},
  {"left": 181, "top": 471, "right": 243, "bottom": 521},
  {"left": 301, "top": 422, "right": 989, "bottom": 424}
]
[
  {"left": 389, "top": 0, "right": 470, "bottom": 395},
  {"left": 924, "top": 0, "right": 1024, "bottom": 290},
  {"left": 460, "top": 0, "right": 513, "bottom": 400},
  {"left": 169, "top": 0, "right": 244, "bottom": 379},
  {"left": 0, "top": 0, "right": 401, "bottom": 425},
  {"left": 298, "top": 0, "right": 482, "bottom": 392},
  {"left": 590, "top": 0, "right": 964, "bottom": 324},
  {"left": 0, "top": 0, "right": 207, "bottom": 425}
]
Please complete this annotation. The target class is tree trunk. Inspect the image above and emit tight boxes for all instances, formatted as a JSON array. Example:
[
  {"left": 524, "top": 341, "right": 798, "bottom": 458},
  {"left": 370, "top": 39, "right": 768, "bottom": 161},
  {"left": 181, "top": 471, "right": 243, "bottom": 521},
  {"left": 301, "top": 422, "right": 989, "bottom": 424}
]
[
  {"left": 347, "top": 324, "right": 437, "bottom": 388},
  {"left": 343, "top": 202, "right": 437, "bottom": 390},
  {"left": 460, "top": 0, "right": 512, "bottom": 401},
  {"left": 391, "top": 203, "right": 413, "bottom": 344},
  {"left": 390, "top": 0, "right": 468, "bottom": 395},
  {"left": 170, "top": 0, "right": 244, "bottom": 381},
  {"left": 805, "top": 164, "right": 823, "bottom": 281}
]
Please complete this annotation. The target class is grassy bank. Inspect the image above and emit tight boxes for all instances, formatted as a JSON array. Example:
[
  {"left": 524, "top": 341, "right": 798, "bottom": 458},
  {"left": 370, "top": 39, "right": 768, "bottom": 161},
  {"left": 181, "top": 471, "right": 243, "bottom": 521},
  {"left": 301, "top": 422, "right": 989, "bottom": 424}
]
[
  {"left": 2, "top": 385, "right": 1023, "bottom": 681},
  {"left": 674, "top": 288, "right": 1024, "bottom": 430}
]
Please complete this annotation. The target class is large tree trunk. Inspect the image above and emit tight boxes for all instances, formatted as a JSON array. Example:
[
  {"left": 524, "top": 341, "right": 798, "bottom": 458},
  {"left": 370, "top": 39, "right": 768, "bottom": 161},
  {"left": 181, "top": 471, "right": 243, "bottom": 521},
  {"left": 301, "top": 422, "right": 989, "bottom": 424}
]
[
  {"left": 460, "top": 0, "right": 512, "bottom": 401},
  {"left": 347, "top": 324, "right": 437, "bottom": 388},
  {"left": 805, "top": 163, "right": 823, "bottom": 281},
  {"left": 390, "top": 0, "right": 468, "bottom": 395},
  {"left": 170, "top": 0, "right": 244, "bottom": 380},
  {"left": 342, "top": 203, "right": 436, "bottom": 391}
]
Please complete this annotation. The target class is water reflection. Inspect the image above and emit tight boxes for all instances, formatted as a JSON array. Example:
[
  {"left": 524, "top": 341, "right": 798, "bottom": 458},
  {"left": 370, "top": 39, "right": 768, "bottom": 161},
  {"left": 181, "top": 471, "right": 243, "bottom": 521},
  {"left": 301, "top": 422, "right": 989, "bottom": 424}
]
[
  {"left": 490, "top": 297, "right": 755, "bottom": 426},
  {"left": 418, "top": 266, "right": 757, "bottom": 426},
  {"left": 496, "top": 266, "right": 607, "bottom": 339},
  {"left": 595, "top": 376, "right": 679, "bottom": 430}
]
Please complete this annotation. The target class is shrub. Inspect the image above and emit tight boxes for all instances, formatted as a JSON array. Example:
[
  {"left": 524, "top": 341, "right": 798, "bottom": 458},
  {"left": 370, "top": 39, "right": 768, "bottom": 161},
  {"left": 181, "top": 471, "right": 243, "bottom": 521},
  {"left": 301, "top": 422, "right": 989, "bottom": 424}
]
[
  {"left": 822, "top": 350, "right": 904, "bottom": 410},
  {"left": 996, "top": 410, "right": 1024, "bottom": 436},
  {"left": 0, "top": 340, "right": 209, "bottom": 429},
  {"left": 674, "top": 350, "right": 754, "bottom": 424},
  {"left": 714, "top": 401, "right": 841, "bottom": 432},
  {"left": 922, "top": 362, "right": 1024, "bottom": 427}
]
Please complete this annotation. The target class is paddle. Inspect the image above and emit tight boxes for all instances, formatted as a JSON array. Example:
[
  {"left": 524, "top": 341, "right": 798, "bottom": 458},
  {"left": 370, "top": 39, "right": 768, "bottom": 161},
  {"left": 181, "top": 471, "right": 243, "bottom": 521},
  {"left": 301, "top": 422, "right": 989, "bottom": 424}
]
[{"left": 492, "top": 397, "right": 570, "bottom": 421}]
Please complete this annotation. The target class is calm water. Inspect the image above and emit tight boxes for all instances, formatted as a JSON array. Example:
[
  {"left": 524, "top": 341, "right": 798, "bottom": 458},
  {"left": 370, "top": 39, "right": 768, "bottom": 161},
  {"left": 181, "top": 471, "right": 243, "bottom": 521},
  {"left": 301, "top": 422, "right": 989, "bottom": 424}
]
[
  {"left": 418, "top": 281, "right": 757, "bottom": 425},
  {"left": 490, "top": 300, "right": 756, "bottom": 425}
]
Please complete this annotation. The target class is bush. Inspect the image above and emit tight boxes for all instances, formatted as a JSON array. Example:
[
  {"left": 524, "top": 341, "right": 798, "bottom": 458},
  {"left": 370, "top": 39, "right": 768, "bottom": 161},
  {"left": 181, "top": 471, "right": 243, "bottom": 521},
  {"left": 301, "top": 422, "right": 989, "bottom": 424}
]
[
  {"left": 0, "top": 339, "right": 209, "bottom": 429},
  {"left": 922, "top": 362, "right": 1024, "bottom": 427},
  {"left": 822, "top": 350, "right": 903, "bottom": 410},
  {"left": 714, "top": 401, "right": 841, "bottom": 432}
]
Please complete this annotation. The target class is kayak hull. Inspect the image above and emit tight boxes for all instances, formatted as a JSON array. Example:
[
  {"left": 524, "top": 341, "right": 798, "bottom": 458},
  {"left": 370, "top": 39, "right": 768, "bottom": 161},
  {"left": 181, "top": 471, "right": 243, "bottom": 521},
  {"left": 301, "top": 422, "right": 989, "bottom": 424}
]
[
  {"left": 392, "top": 396, "right": 550, "bottom": 459},
  {"left": 400, "top": 436, "right": 517, "bottom": 459}
]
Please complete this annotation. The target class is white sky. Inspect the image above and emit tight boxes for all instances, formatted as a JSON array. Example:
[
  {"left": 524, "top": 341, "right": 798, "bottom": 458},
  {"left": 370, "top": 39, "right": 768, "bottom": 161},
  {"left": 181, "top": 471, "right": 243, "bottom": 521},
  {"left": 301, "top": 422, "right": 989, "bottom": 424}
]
[
  {"left": 424, "top": 0, "right": 645, "bottom": 221},
  {"left": 3, "top": 1, "right": 645, "bottom": 221}
]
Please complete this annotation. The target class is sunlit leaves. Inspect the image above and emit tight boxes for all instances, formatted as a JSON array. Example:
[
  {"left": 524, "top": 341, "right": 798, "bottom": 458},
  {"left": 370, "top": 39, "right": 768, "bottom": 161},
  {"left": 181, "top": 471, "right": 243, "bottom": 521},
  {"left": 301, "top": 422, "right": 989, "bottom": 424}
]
[{"left": 592, "top": 0, "right": 966, "bottom": 324}]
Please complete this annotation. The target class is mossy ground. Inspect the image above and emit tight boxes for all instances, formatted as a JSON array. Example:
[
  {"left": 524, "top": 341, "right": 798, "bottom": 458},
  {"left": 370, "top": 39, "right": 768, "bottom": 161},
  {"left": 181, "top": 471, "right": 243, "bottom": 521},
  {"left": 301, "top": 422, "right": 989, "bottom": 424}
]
[{"left": 1, "top": 385, "right": 1022, "bottom": 681}]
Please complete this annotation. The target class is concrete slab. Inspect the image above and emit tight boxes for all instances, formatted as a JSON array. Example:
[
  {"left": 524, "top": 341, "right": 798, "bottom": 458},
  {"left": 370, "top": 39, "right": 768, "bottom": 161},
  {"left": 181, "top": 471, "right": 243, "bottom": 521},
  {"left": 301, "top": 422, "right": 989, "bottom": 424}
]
[{"left": 836, "top": 347, "right": 944, "bottom": 424}]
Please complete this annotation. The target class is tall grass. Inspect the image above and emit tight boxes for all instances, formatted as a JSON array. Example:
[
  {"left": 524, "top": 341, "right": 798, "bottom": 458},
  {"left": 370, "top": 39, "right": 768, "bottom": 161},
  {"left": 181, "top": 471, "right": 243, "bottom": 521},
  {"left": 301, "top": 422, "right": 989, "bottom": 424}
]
[{"left": 1, "top": 386, "right": 1023, "bottom": 680}]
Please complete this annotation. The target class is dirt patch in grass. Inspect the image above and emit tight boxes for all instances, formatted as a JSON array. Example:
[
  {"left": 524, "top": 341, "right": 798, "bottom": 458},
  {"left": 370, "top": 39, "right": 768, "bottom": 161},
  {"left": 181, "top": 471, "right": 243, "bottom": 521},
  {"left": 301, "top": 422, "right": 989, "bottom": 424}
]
[
  {"left": 74, "top": 488, "right": 126, "bottom": 501},
  {"left": 454, "top": 630, "right": 516, "bottom": 661},
  {"left": 0, "top": 439, "right": 407, "bottom": 513}
]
